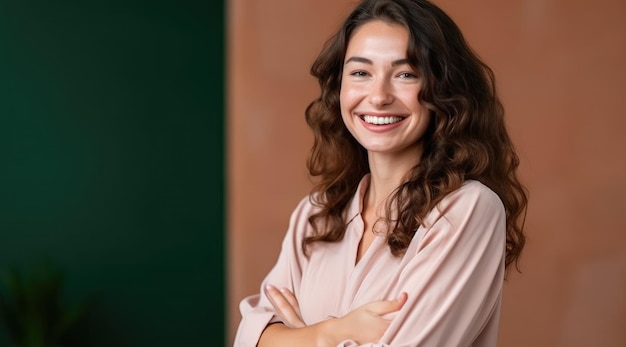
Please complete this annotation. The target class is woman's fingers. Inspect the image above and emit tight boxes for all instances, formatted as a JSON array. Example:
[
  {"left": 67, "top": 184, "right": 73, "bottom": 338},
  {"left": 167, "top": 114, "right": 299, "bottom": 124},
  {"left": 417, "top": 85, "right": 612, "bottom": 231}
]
[
  {"left": 264, "top": 285, "right": 306, "bottom": 328},
  {"left": 363, "top": 292, "right": 408, "bottom": 316},
  {"left": 336, "top": 293, "right": 408, "bottom": 344},
  {"left": 278, "top": 287, "right": 303, "bottom": 319},
  {"left": 264, "top": 284, "right": 289, "bottom": 315}
]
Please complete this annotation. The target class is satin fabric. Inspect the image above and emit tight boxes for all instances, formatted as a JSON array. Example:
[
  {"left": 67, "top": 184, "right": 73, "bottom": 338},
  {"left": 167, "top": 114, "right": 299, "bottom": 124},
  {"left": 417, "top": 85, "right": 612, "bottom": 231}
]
[{"left": 234, "top": 176, "right": 506, "bottom": 347}]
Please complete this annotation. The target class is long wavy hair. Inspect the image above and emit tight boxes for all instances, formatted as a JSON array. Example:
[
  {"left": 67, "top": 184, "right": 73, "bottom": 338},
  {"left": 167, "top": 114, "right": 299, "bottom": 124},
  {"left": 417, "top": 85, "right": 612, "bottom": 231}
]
[{"left": 303, "top": 0, "right": 528, "bottom": 272}]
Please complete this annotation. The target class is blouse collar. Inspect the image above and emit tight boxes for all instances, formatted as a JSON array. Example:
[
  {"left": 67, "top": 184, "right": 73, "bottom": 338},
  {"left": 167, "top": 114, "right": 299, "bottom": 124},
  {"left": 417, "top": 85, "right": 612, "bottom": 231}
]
[{"left": 345, "top": 174, "right": 370, "bottom": 224}]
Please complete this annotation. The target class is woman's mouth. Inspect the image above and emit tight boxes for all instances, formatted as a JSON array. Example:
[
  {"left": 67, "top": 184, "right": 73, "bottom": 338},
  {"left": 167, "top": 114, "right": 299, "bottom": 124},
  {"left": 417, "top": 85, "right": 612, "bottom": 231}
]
[{"left": 361, "top": 115, "right": 405, "bottom": 125}]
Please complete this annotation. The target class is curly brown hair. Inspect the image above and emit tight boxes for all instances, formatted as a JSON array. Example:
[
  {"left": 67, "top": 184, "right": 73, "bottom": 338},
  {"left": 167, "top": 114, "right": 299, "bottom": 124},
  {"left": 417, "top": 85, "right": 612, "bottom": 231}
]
[{"left": 303, "top": 0, "right": 528, "bottom": 272}]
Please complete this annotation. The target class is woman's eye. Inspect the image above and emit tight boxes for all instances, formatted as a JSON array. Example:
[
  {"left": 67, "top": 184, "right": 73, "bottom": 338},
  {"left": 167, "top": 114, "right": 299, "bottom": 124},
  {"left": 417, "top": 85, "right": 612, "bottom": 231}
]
[
  {"left": 398, "top": 72, "right": 417, "bottom": 79},
  {"left": 350, "top": 70, "right": 368, "bottom": 77}
]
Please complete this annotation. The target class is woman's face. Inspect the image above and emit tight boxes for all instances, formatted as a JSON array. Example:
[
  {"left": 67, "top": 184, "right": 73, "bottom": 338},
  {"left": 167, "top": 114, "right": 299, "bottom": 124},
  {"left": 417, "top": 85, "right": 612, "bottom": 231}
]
[{"left": 340, "top": 20, "right": 431, "bottom": 159}]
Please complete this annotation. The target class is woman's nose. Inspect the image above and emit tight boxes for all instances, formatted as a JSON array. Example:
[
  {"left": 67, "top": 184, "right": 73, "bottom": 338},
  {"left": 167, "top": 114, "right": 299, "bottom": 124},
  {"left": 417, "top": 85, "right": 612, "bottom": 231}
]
[{"left": 367, "top": 78, "right": 394, "bottom": 107}]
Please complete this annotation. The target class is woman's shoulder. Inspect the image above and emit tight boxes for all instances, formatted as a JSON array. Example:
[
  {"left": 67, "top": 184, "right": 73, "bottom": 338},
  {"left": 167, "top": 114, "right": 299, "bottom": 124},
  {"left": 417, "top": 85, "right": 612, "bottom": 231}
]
[
  {"left": 288, "top": 192, "right": 323, "bottom": 222},
  {"left": 422, "top": 180, "right": 505, "bottom": 229},
  {"left": 445, "top": 179, "right": 502, "bottom": 207},
  {"left": 455, "top": 180, "right": 501, "bottom": 202},
  {"left": 294, "top": 191, "right": 322, "bottom": 210}
]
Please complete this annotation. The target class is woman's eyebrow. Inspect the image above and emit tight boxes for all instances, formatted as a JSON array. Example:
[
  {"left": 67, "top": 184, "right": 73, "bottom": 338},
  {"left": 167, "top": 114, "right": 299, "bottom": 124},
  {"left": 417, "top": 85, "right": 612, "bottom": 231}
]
[
  {"left": 344, "top": 56, "right": 410, "bottom": 66},
  {"left": 344, "top": 56, "right": 372, "bottom": 65}
]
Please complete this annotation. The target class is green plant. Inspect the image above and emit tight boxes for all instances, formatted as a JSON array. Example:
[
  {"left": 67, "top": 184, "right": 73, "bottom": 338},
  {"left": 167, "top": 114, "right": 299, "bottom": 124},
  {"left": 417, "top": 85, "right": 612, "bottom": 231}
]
[{"left": 0, "top": 261, "right": 86, "bottom": 347}]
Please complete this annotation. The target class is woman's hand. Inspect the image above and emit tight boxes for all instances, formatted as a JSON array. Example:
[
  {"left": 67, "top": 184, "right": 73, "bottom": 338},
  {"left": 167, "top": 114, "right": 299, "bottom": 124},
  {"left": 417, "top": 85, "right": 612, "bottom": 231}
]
[
  {"left": 331, "top": 292, "right": 408, "bottom": 344},
  {"left": 264, "top": 284, "right": 407, "bottom": 345},
  {"left": 264, "top": 285, "right": 306, "bottom": 328}
]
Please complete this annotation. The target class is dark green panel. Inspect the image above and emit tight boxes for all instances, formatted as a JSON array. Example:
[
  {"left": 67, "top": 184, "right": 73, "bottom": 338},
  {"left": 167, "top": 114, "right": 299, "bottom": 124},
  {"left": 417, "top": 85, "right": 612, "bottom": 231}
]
[{"left": 0, "top": 0, "right": 224, "bottom": 346}]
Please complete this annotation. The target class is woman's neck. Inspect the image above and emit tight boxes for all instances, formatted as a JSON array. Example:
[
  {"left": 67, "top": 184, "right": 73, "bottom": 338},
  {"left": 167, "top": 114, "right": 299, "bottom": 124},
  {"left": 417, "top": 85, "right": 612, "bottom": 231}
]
[{"left": 366, "top": 150, "right": 419, "bottom": 205}]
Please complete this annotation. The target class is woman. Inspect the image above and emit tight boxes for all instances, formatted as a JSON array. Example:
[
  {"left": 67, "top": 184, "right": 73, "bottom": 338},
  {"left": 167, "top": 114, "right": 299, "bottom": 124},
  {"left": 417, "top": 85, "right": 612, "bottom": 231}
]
[{"left": 234, "top": 0, "right": 527, "bottom": 346}]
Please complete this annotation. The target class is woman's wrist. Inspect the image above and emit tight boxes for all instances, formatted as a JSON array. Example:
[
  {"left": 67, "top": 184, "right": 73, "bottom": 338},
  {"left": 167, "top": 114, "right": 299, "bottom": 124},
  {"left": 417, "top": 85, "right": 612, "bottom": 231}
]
[
  {"left": 259, "top": 320, "right": 341, "bottom": 347},
  {"left": 314, "top": 316, "right": 348, "bottom": 347}
]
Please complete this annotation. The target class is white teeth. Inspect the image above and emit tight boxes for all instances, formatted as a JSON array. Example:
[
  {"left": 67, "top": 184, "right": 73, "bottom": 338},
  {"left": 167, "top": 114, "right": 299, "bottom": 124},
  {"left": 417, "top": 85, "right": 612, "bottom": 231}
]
[{"left": 362, "top": 115, "right": 403, "bottom": 125}]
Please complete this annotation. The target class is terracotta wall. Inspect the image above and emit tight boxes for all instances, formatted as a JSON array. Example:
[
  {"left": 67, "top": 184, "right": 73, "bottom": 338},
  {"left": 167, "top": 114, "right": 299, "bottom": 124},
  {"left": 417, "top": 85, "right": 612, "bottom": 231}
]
[{"left": 227, "top": 0, "right": 626, "bottom": 346}]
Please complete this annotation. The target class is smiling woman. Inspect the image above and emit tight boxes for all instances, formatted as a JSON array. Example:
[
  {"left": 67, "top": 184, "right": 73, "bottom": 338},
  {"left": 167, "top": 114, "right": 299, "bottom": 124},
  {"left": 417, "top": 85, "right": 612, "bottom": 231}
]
[{"left": 233, "top": 0, "right": 527, "bottom": 346}]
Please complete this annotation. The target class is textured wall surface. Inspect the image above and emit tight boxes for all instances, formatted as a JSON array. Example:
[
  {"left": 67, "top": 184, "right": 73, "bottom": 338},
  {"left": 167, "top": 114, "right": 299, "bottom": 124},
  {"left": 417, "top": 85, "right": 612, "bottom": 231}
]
[{"left": 228, "top": 0, "right": 626, "bottom": 345}]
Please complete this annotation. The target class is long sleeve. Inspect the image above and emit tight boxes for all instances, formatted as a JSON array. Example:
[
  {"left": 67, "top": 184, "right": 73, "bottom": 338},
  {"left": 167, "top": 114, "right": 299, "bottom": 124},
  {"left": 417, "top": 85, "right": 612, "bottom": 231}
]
[
  {"left": 233, "top": 196, "right": 314, "bottom": 347},
  {"left": 337, "top": 181, "right": 506, "bottom": 347}
]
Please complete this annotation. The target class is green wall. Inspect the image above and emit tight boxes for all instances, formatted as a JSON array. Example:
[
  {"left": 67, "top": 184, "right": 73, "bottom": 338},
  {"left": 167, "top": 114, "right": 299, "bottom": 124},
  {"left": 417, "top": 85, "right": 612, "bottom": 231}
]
[{"left": 0, "top": 0, "right": 225, "bottom": 345}]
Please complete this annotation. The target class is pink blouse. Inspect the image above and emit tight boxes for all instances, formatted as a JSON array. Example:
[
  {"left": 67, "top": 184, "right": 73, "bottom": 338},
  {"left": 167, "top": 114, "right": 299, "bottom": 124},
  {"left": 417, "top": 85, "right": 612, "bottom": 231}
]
[{"left": 234, "top": 176, "right": 506, "bottom": 347}]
